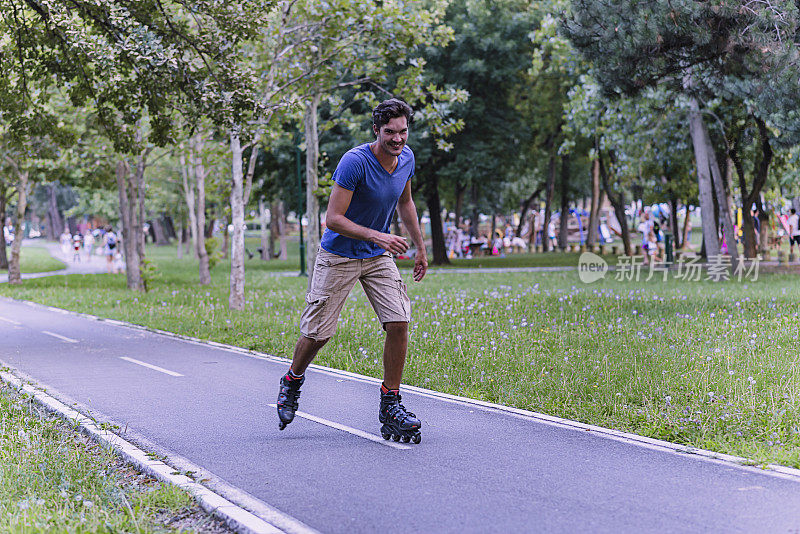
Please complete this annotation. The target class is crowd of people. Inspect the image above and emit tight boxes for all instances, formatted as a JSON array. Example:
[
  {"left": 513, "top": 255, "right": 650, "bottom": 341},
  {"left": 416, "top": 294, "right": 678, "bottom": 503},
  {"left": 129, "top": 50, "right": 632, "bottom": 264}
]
[
  {"left": 445, "top": 223, "right": 529, "bottom": 259},
  {"left": 59, "top": 225, "right": 121, "bottom": 272}
]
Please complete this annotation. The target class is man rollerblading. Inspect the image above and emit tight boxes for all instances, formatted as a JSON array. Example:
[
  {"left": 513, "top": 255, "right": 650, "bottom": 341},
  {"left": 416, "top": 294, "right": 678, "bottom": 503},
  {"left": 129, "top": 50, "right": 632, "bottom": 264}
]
[{"left": 276, "top": 98, "right": 428, "bottom": 441}]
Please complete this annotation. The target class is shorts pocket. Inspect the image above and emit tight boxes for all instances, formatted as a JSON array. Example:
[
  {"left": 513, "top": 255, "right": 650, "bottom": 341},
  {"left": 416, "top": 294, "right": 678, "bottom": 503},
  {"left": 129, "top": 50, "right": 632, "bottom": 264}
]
[
  {"left": 300, "top": 292, "right": 331, "bottom": 339},
  {"left": 317, "top": 251, "right": 351, "bottom": 268},
  {"left": 397, "top": 279, "right": 411, "bottom": 320}
]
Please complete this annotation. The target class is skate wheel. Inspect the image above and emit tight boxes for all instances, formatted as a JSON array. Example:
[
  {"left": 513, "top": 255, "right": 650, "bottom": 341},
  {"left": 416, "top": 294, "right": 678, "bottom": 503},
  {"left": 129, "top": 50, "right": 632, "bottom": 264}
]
[
  {"left": 391, "top": 434, "right": 401, "bottom": 442},
  {"left": 401, "top": 435, "right": 410, "bottom": 443},
  {"left": 381, "top": 432, "right": 391, "bottom": 440},
  {"left": 278, "top": 421, "right": 287, "bottom": 431},
  {"left": 411, "top": 434, "right": 421, "bottom": 444}
]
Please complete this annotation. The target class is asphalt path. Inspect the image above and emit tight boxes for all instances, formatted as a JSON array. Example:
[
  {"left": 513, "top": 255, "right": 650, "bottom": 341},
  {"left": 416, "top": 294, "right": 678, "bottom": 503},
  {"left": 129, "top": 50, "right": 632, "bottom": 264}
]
[{"left": 2, "top": 298, "right": 800, "bottom": 533}]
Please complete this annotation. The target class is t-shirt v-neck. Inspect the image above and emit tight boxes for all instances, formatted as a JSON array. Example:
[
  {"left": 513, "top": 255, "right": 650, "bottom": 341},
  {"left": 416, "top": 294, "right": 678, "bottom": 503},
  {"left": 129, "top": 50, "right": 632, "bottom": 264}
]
[{"left": 368, "top": 143, "right": 399, "bottom": 175}]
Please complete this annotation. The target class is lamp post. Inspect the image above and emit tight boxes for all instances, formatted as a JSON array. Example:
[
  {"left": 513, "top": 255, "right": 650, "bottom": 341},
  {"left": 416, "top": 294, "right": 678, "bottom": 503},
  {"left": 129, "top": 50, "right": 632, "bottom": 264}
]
[{"left": 295, "top": 136, "right": 307, "bottom": 277}]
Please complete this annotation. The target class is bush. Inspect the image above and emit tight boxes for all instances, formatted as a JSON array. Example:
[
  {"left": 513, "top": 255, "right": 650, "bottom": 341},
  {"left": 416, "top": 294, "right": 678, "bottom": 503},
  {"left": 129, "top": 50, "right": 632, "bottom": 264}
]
[{"left": 205, "top": 237, "right": 222, "bottom": 270}]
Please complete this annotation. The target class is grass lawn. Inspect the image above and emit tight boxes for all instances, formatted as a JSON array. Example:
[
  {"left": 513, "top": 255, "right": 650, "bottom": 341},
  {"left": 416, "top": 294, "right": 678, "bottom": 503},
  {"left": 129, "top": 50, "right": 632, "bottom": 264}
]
[
  {"left": 1, "top": 246, "right": 66, "bottom": 274},
  {"left": 0, "top": 381, "right": 228, "bottom": 532},
  {"left": 1, "top": 244, "right": 800, "bottom": 471}
]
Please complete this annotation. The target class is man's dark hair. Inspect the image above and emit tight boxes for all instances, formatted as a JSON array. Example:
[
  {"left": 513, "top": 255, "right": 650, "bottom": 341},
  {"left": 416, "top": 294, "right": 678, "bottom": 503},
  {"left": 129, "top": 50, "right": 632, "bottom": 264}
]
[
  {"left": 372, "top": 98, "right": 414, "bottom": 130},
  {"left": 792, "top": 208, "right": 797, "bottom": 214}
]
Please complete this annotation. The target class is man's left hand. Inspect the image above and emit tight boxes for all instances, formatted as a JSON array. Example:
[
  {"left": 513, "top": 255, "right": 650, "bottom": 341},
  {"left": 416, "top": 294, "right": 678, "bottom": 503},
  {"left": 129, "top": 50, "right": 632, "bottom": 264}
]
[{"left": 413, "top": 253, "right": 428, "bottom": 282}]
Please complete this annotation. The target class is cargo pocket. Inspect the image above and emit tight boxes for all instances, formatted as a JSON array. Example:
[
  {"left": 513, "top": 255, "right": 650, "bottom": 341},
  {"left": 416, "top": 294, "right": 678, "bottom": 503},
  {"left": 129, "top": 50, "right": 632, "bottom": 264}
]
[
  {"left": 397, "top": 279, "right": 411, "bottom": 321},
  {"left": 300, "top": 292, "right": 331, "bottom": 339},
  {"left": 318, "top": 251, "right": 352, "bottom": 269}
]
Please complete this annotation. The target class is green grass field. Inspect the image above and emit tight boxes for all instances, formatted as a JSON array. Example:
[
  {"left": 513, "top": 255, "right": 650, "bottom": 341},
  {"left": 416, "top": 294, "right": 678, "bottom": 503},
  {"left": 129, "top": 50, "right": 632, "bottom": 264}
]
[
  {"left": 1, "top": 244, "right": 799, "bottom": 471},
  {"left": 1, "top": 245, "right": 66, "bottom": 274},
  {"left": 0, "top": 381, "right": 225, "bottom": 532}
]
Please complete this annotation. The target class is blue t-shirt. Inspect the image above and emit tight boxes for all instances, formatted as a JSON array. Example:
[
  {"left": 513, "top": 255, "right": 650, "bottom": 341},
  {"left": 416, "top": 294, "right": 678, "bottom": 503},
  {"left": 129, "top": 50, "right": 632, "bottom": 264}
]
[{"left": 320, "top": 143, "right": 415, "bottom": 259}]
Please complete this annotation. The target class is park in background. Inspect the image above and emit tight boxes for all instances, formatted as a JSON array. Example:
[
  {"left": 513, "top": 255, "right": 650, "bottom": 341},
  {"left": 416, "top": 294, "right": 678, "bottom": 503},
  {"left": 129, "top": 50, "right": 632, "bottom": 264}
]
[{"left": 0, "top": 1, "right": 799, "bottom": 305}]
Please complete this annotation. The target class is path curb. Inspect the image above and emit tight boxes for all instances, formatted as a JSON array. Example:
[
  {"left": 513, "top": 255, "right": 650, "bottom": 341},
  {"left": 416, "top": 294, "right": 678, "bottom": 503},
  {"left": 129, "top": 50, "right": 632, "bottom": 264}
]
[
  {"left": 4, "top": 295, "right": 800, "bottom": 486},
  {"left": 0, "top": 367, "right": 317, "bottom": 534}
]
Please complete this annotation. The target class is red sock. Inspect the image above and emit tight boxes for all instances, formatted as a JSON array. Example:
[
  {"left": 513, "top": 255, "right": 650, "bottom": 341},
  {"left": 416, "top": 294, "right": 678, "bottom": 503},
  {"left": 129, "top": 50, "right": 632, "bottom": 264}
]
[
  {"left": 381, "top": 383, "right": 399, "bottom": 395},
  {"left": 285, "top": 370, "right": 303, "bottom": 381}
]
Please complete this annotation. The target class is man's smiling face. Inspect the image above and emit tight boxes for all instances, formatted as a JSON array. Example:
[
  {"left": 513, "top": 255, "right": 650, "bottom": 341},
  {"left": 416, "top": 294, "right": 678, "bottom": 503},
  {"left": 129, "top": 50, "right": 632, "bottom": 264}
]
[{"left": 374, "top": 116, "right": 408, "bottom": 157}]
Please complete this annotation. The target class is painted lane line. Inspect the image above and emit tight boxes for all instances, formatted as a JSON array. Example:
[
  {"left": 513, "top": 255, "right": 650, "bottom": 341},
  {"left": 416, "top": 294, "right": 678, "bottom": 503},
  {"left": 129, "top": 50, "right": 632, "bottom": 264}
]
[
  {"left": 41, "top": 330, "right": 79, "bottom": 343},
  {"left": 0, "top": 316, "right": 22, "bottom": 325},
  {"left": 267, "top": 404, "right": 411, "bottom": 450},
  {"left": 120, "top": 357, "right": 184, "bottom": 377}
]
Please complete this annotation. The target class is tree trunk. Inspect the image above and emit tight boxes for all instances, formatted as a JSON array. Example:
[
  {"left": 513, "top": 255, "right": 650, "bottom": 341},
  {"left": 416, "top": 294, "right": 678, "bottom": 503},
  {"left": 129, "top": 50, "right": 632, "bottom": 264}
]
[
  {"left": 8, "top": 169, "right": 28, "bottom": 285},
  {"left": 740, "top": 207, "right": 757, "bottom": 259},
  {"left": 756, "top": 197, "right": 769, "bottom": 255},
  {"left": 688, "top": 97, "right": 720, "bottom": 259},
  {"left": 455, "top": 183, "right": 466, "bottom": 227},
  {"left": 542, "top": 151, "right": 557, "bottom": 252},
  {"left": 163, "top": 216, "right": 176, "bottom": 241},
  {"left": 681, "top": 205, "right": 692, "bottom": 250},
  {"left": 229, "top": 130, "right": 246, "bottom": 310},
  {"left": 221, "top": 216, "right": 230, "bottom": 260},
  {"left": 669, "top": 196, "right": 681, "bottom": 250},
  {"left": 0, "top": 184, "right": 8, "bottom": 270},
  {"left": 180, "top": 140, "right": 199, "bottom": 258},
  {"left": 305, "top": 94, "right": 321, "bottom": 279},
  {"left": 517, "top": 184, "right": 544, "bottom": 237},
  {"left": 115, "top": 160, "right": 143, "bottom": 291},
  {"left": 275, "top": 200, "right": 288, "bottom": 260},
  {"left": 46, "top": 183, "right": 63, "bottom": 241},
  {"left": 134, "top": 154, "right": 146, "bottom": 274},
  {"left": 469, "top": 183, "right": 479, "bottom": 237},
  {"left": 192, "top": 135, "right": 211, "bottom": 285},
  {"left": 259, "top": 198, "right": 270, "bottom": 260},
  {"left": 703, "top": 122, "right": 738, "bottom": 263},
  {"left": 558, "top": 155, "right": 570, "bottom": 250},
  {"left": 596, "top": 149, "right": 632, "bottom": 256},
  {"left": 176, "top": 219, "right": 184, "bottom": 259},
  {"left": 424, "top": 175, "right": 449, "bottom": 265},
  {"left": 731, "top": 117, "right": 773, "bottom": 258},
  {"left": 586, "top": 158, "right": 601, "bottom": 247},
  {"left": 151, "top": 217, "right": 169, "bottom": 245}
]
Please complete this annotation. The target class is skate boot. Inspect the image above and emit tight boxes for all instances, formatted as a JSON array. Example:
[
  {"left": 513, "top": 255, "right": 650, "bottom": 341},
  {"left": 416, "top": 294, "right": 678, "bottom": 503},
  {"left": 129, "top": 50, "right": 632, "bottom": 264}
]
[
  {"left": 379, "top": 387, "right": 422, "bottom": 444},
  {"left": 277, "top": 372, "right": 305, "bottom": 430}
]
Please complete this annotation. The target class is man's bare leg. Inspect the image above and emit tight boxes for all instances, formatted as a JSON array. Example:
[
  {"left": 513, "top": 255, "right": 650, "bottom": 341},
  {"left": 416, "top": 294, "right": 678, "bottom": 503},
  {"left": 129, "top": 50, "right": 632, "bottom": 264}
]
[
  {"left": 277, "top": 335, "right": 329, "bottom": 430},
  {"left": 290, "top": 335, "right": 329, "bottom": 376},
  {"left": 382, "top": 322, "right": 408, "bottom": 390},
  {"left": 379, "top": 321, "right": 420, "bottom": 443}
]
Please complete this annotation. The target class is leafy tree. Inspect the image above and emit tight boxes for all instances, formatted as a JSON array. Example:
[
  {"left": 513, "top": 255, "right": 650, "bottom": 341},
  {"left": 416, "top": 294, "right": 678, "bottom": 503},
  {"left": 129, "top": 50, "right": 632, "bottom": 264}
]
[
  {"left": 2, "top": 1, "right": 274, "bottom": 289},
  {"left": 562, "top": 0, "right": 800, "bottom": 260},
  {"left": 410, "top": 0, "right": 538, "bottom": 263}
]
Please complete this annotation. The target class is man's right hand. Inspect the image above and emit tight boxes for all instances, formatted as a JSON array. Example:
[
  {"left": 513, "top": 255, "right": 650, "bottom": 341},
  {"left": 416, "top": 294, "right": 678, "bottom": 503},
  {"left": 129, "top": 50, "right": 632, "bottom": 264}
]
[{"left": 371, "top": 232, "right": 409, "bottom": 255}]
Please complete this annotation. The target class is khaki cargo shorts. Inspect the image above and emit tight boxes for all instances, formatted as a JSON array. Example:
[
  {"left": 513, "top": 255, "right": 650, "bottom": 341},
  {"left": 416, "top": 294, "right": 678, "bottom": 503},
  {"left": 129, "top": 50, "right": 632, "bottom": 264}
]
[{"left": 300, "top": 248, "right": 411, "bottom": 340}]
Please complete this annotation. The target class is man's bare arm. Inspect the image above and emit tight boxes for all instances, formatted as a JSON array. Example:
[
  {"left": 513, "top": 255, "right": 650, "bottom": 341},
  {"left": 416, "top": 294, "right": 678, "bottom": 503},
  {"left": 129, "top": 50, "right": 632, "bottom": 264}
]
[{"left": 325, "top": 184, "right": 409, "bottom": 255}]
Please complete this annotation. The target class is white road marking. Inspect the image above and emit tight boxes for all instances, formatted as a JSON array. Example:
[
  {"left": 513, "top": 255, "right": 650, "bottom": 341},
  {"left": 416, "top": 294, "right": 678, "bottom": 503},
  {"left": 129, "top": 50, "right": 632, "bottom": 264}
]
[
  {"left": 41, "top": 330, "right": 78, "bottom": 343},
  {"left": 120, "top": 357, "right": 183, "bottom": 377},
  {"left": 0, "top": 316, "right": 21, "bottom": 325},
  {"left": 268, "top": 404, "right": 411, "bottom": 450}
]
